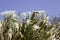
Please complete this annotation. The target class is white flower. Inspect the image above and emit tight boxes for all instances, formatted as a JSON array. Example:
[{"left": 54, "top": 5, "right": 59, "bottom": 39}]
[
  {"left": 20, "top": 32, "right": 24, "bottom": 38},
  {"left": 33, "top": 10, "right": 45, "bottom": 14},
  {"left": 11, "top": 13, "right": 18, "bottom": 21},
  {"left": 23, "top": 12, "right": 26, "bottom": 16},
  {"left": 14, "top": 22, "right": 19, "bottom": 30},
  {"left": 1, "top": 10, "right": 18, "bottom": 22},
  {"left": 44, "top": 20, "right": 46, "bottom": 23},
  {"left": 8, "top": 28, "right": 12, "bottom": 39},
  {"left": 28, "top": 11, "right": 32, "bottom": 19},
  {"left": 12, "top": 13, "right": 17, "bottom": 18},
  {"left": 46, "top": 16, "right": 49, "bottom": 20},
  {"left": 52, "top": 34, "right": 55, "bottom": 39},
  {"left": 46, "top": 18, "right": 49, "bottom": 23},
  {"left": 22, "top": 12, "right": 27, "bottom": 19},
  {"left": 8, "top": 28, "right": 13, "bottom": 34},
  {"left": 33, "top": 25, "right": 39, "bottom": 30},
  {"left": 26, "top": 19, "right": 31, "bottom": 25},
  {"left": 1, "top": 10, "right": 16, "bottom": 18}
]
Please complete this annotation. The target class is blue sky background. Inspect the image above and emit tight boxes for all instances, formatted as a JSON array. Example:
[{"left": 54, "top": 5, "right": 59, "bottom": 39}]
[{"left": 0, "top": 0, "right": 60, "bottom": 19}]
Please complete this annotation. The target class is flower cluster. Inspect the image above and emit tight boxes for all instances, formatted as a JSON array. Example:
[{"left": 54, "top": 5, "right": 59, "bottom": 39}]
[{"left": 0, "top": 10, "right": 60, "bottom": 40}]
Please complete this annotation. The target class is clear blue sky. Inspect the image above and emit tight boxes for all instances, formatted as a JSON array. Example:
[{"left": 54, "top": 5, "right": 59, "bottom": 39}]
[{"left": 0, "top": 0, "right": 60, "bottom": 19}]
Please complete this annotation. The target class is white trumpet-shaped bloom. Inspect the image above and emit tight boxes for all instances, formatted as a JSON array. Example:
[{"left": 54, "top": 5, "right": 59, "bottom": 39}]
[
  {"left": 12, "top": 13, "right": 17, "bottom": 18},
  {"left": 22, "top": 12, "right": 27, "bottom": 19},
  {"left": 14, "top": 22, "right": 19, "bottom": 30},
  {"left": 33, "top": 10, "right": 45, "bottom": 14},
  {"left": 28, "top": 11, "right": 32, "bottom": 19},
  {"left": 44, "top": 20, "right": 46, "bottom": 23},
  {"left": 26, "top": 19, "right": 31, "bottom": 25},
  {"left": 33, "top": 25, "right": 39, "bottom": 30},
  {"left": 8, "top": 28, "right": 12, "bottom": 40},
  {"left": 1, "top": 10, "right": 17, "bottom": 18}
]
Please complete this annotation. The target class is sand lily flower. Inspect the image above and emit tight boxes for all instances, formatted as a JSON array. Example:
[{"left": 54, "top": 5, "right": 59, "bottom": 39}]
[
  {"left": 28, "top": 11, "right": 32, "bottom": 19},
  {"left": 1, "top": 10, "right": 15, "bottom": 18},
  {"left": 26, "top": 19, "right": 31, "bottom": 25},
  {"left": 14, "top": 22, "right": 19, "bottom": 31},
  {"left": 33, "top": 24, "right": 39, "bottom": 30},
  {"left": 21, "top": 12, "right": 27, "bottom": 19},
  {"left": 8, "top": 28, "right": 12, "bottom": 40}
]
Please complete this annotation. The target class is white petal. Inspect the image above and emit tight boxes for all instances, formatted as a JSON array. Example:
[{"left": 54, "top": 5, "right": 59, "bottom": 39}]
[
  {"left": 44, "top": 20, "right": 46, "bottom": 23},
  {"left": 33, "top": 10, "right": 45, "bottom": 14},
  {"left": 22, "top": 12, "right": 27, "bottom": 19},
  {"left": 33, "top": 25, "right": 39, "bottom": 30},
  {"left": 14, "top": 22, "right": 19, "bottom": 29},
  {"left": 28, "top": 11, "right": 32, "bottom": 19},
  {"left": 26, "top": 19, "right": 31, "bottom": 25},
  {"left": 1, "top": 10, "right": 16, "bottom": 18},
  {"left": 12, "top": 13, "right": 17, "bottom": 18},
  {"left": 8, "top": 28, "right": 12, "bottom": 33}
]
